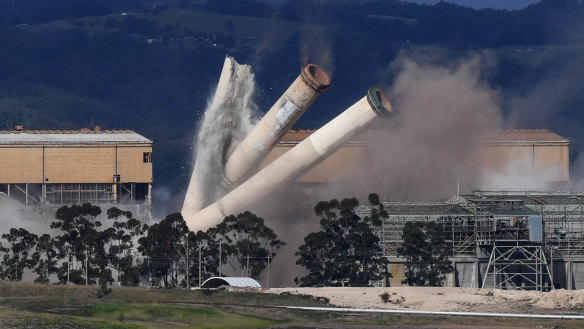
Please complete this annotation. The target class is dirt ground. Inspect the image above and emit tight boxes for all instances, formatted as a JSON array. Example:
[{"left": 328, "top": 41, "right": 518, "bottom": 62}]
[
  {"left": 269, "top": 325, "right": 558, "bottom": 329},
  {"left": 263, "top": 286, "right": 584, "bottom": 314}
]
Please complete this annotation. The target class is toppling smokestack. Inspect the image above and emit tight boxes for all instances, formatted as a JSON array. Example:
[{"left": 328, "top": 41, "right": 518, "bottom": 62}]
[
  {"left": 223, "top": 64, "right": 331, "bottom": 188},
  {"left": 182, "top": 56, "right": 253, "bottom": 215},
  {"left": 186, "top": 88, "right": 393, "bottom": 232}
]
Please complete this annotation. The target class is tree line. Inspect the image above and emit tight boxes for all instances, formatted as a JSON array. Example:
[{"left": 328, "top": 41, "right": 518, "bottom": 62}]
[
  {"left": 0, "top": 193, "right": 453, "bottom": 288},
  {"left": 0, "top": 205, "right": 285, "bottom": 288}
]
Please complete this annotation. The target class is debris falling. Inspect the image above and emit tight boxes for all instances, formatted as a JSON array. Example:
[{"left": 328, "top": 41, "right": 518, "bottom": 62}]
[{"left": 182, "top": 56, "right": 257, "bottom": 217}]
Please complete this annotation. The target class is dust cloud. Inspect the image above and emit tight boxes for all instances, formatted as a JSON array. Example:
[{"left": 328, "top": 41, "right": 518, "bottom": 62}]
[
  {"left": 243, "top": 53, "right": 507, "bottom": 285},
  {"left": 338, "top": 54, "right": 503, "bottom": 201},
  {"left": 0, "top": 196, "right": 51, "bottom": 236},
  {"left": 184, "top": 50, "right": 576, "bottom": 285},
  {"left": 184, "top": 57, "right": 257, "bottom": 214}
]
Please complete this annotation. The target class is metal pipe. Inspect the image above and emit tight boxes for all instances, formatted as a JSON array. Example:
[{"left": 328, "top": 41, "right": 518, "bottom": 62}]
[
  {"left": 186, "top": 88, "right": 392, "bottom": 232},
  {"left": 223, "top": 64, "right": 331, "bottom": 188}
]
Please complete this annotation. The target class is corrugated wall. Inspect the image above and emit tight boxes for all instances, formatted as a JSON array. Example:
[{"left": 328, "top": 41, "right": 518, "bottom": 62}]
[{"left": 0, "top": 144, "right": 152, "bottom": 184}]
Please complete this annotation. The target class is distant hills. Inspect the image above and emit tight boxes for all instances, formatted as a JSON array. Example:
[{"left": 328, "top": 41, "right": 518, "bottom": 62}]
[{"left": 0, "top": 0, "right": 583, "bottom": 213}]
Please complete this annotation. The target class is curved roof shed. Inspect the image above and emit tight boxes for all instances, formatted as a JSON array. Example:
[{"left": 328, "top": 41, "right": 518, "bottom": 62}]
[{"left": 200, "top": 277, "right": 261, "bottom": 288}]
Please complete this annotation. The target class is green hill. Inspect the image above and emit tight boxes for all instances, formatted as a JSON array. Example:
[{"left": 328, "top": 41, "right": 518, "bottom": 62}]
[{"left": 1, "top": 1, "right": 584, "bottom": 213}]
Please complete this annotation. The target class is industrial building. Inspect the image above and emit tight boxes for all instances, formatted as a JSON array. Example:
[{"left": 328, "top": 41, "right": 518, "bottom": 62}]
[
  {"left": 357, "top": 191, "right": 584, "bottom": 291},
  {"left": 259, "top": 128, "right": 570, "bottom": 185},
  {"left": 478, "top": 129, "right": 570, "bottom": 185},
  {"left": 0, "top": 126, "right": 153, "bottom": 219},
  {"left": 260, "top": 127, "right": 577, "bottom": 290}
]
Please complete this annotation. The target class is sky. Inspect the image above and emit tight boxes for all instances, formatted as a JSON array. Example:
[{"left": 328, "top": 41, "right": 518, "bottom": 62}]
[{"left": 404, "top": 0, "right": 542, "bottom": 10}]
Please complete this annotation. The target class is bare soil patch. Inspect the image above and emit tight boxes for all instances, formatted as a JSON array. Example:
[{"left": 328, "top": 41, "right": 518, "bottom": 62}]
[{"left": 264, "top": 286, "right": 584, "bottom": 314}]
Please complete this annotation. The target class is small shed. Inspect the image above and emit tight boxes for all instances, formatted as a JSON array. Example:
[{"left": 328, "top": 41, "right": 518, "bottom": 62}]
[{"left": 200, "top": 277, "right": 261, "bottom": 288}]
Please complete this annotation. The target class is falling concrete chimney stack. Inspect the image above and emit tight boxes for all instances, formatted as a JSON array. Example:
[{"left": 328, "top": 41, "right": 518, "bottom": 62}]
[
  {"left": 186, "top": 88, "right": 393, "bottom": 232},
  {"left": 222, "top": 63, "right": 331, "bottom": 188}
]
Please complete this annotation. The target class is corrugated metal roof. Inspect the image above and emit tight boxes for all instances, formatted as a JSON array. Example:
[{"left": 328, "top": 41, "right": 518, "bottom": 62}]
[
  {"left": 279, "top": 129, "right": 314, "bottom": 142},
  {"left": 486, "top": 129, "right": 569, "bottom": 143},
  {"left": 464, "top": 193, "right": 584, "bottom": 205},
  {"left": 201, "top": 277, "right": 261, "bottom": 288},
  {"left": 0, "top": 129, "right": 152, "bottom": 145},
  {"left": 478, "top": 204, "right": 539, "bottom": 216},
  {"left": 278, "top": 128, "right": 569, "bottom": 145},
  {"left": 383, "top": 203, "right": 471, "bottom": 215}
]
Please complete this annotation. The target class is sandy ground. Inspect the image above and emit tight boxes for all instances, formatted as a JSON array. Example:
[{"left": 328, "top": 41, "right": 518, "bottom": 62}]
[{"left": 262, "top": 287, "right": 584, "bottom": 314}]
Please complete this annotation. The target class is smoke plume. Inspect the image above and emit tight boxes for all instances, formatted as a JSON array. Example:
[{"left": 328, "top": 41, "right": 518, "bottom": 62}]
[
  {"left": 184, "top": 48, "right": 581, "bottom": 285},
  {"left": 0, "top": 196, "right": 51, "bottom": 236},
  {"left": 336, "top": 53, "right": 503, "bottom": 200},
  {"left": 246, "top": 53, "right": 507, "bottom": 285}
]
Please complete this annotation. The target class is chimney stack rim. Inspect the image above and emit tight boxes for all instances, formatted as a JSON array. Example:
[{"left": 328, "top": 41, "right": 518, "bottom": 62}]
[
  {"left": 301, "top": 64, "right": 331, "bottom": 92},
  {"left": 367, "top": 88, "right": 392, "bottom": 118}
]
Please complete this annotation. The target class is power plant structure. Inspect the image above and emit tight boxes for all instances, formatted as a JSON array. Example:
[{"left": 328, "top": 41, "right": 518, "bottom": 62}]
[
  {"left": 0, "top": 126, "right": 153, "bottom": 219},
  {"left": 357, "top": 190, "right": 584, "bottom": 291},
  {"left": 479, "top": 129, "right": 570, "bottom": 186},
  {"left": 182, "top": 56, "right": 392, "bottom": 231},
  {"left": 181, "top": 57, "right": 582, "bottom": 291},
  {"left": 222, "top": 63, "right": 331, "bottom": 188},
  {"left": 258, "top": 128, "right": 570, "bottom": 186},
  {"left": 183, "top": 57, "right": 332, "bottom": 220},
  {"left": 186, "top": 87, "right": 392, "bottom": 231}
]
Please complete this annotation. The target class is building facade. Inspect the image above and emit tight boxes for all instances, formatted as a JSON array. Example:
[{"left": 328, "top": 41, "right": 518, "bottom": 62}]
[
  {"left": 0, "top": 126, "right": 153, "bottom": 219},
  {"left": 259, "top": 128, "right": 570, "bottom": 185},
  {"left": 358, "top": 191, "right": 584, "bottom": 290},
  {"left": 479, "top": 129, "right": 570, "bottom": 185}
]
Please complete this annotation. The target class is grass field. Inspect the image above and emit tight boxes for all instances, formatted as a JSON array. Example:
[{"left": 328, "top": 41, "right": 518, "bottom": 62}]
[
  {"left": 0, "top": 282, "right": 327, "bottom": 328},
  {"left": 0, "top": 282, "right": 582, "bottom": 329}
]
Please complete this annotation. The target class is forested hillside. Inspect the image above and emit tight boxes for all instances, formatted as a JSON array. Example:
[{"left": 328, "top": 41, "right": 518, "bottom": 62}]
[{"left": 1, "top": 0, "right": 583, "bottom": 212}]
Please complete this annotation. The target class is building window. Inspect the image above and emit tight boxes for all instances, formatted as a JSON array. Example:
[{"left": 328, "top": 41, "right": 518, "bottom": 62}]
[{"left": 143, "top": 152, "right": 152, "bottom": 163}]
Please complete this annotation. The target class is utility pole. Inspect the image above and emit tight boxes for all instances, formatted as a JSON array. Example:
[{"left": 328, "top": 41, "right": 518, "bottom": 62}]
[
  {"left": 218, "top": 240, "right": 222, "bottom": 277},
  {"left": 267, "top": 254, "right": 271, "bottom": 288},
  {"left": 246, "top": 254, "right": 250, "bottom": 277},
  {"left": 186, "top": 238, "right": 190, "bottom": 289},
  {"left": 198, "top": 242, "right": 202, "bottom": 287},
  {"left": 85, "top": 249, "right": 88, "bottom": 286},
  {"left": 67, "top": 246, "right": 71, "bottom": 285}
]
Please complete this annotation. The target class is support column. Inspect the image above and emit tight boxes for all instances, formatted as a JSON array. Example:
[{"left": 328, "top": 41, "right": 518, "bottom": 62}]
[
  {"left": 147, "top": 183, "right": 153, "bottom": 224},
  {"left": 550, "top": 249, "right": 554, "bottom": 288},
  {"left": 567, "top": 259, "right": 573, "bottom": 290},
  {"left": 41, "top": 184, "right": 46, "bottom": 218},
  {"left": 131, "top": 183, "right": 135, "bottom": 204},
  {"left": 41, "top": 184, "right": 46, "bottom": 204},
  {"left": 147, "top": 183, "right": 152, "bottom": 204},
  {"left": 25, "top": 183, "right": 28, "bottom": 206},
  {"left": 447, "top": 261, "right": 456, "bottom": 287},
  {"left": 112, "top": 175, "right": 119, "bottom": 204},
  {"left": 472, "top": 261, "right": 479, "bottom": 288}
]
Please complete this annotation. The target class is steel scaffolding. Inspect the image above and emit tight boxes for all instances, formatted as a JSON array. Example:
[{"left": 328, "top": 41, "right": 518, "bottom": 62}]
[
  {"left": 482, "top": 244, "right": 552, "bottom": 291},
  {"left": 360, "top": 191, "right": 584, "bottom": 290}
]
